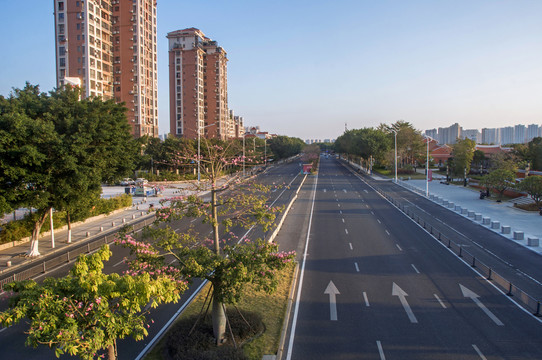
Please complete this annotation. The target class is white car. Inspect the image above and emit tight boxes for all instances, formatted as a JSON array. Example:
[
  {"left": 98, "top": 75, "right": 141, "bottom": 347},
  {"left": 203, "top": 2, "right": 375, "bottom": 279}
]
[
  {"left": 120, "top": 178, "right": 134, "bottom": 186},
  {"left": 135, "top": 178, "right": 148, "bottom": 186}
]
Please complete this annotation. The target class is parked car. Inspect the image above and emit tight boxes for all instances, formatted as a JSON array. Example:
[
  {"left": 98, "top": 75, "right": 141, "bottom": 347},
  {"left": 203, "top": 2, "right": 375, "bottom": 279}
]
[{"left": 120, "top": 178, "right": 134, "bottom": 186}]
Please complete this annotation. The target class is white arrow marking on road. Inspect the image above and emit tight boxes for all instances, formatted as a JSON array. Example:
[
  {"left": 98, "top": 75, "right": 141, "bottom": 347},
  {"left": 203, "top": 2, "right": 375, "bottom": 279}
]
[
  {"left": 460, "top": 284, "right": 504, "bottom": 326},
  {"left": 392, "top": 283, "right": 418, "bottom": 323},
  {"left": 324, "top": 281, "right": 340, "bottom": 321}
]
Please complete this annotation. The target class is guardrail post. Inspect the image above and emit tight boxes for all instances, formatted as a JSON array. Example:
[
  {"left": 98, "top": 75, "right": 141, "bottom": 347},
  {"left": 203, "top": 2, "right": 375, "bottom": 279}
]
[
  {"left": 487, "top": 268, "right": 492, "bottom": 280},
  {"left": 42, "top": 262, "right": 46, "bottom": 273},
  {"left": 459, "top": 245, "right": 463, "bottom": 257},
  {"left": 67, "top": 251, "right": 70, "bottom": 262},
  {"left": 507, "top": 283, "right": 513, "bottom": 296},
  {"left": 471, "top": 257, "right": 476, "bottom": 267},
  {"left": 536, "top": 302, "right": 541, "bottom": 317},
  {"left": 87, "top": 243, "right": 91, "bottom": 253},
  {"left": 448, "top": 239, "right": 451, "bottom": 248}
]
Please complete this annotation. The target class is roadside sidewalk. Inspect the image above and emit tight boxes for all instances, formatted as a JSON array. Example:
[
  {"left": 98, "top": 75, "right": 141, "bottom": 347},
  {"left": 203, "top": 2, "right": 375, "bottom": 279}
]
[
  {"left": 395, "top": 177, "right": 542, "bottom": 255},
  {"left": 0, "top": 175, "right": 238, "bottom": 275}
]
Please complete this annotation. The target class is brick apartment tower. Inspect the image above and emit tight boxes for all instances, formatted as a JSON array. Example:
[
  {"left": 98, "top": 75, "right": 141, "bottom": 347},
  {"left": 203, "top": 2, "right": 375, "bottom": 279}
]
[
  {"left": 167, "top": 28, "right": 231, "bottom": 140},
  {"left": 53, "top": 0, "right": 158, "bottom": 138}
]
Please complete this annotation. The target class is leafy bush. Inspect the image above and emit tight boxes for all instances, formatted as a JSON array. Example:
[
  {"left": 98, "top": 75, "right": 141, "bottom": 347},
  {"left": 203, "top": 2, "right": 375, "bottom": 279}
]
[{"left": 0, "top": 194, "right": 132, "bottom": 245}]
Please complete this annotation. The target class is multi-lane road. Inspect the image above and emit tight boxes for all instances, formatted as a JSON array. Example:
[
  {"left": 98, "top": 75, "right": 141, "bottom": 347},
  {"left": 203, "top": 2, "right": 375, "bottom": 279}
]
[{"left": 284, "top": 156, "right": 542, "bottom": 360}]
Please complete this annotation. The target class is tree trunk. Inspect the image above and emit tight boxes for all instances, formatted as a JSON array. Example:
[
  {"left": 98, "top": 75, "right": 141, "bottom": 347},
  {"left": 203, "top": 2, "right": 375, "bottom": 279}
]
[
  {"left": 210, "top": 187, "right": 226, "bottom": 344},
  {"left": 66, "top": 211, "right": 72, "bottom": 243},
  {"left": 27, "top": 209, "right": 50, "bottom": 257},
  {"left": 107, "top": 339, "right": 117, "bottom": 360}
]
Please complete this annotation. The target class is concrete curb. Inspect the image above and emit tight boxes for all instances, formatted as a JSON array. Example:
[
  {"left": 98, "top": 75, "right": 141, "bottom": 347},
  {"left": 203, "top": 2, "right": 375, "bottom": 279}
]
[{"left": 275, "top": 262, "right": 300, "bottom": 360}]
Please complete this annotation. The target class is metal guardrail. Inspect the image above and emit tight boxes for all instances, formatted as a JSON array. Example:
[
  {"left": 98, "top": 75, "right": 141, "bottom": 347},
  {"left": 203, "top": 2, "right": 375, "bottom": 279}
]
[
  {"left": 0, "top": 215, "right": 156, "bottom": 292},
  {"left": 374, "top": 187, "right": 542, "bottom": 317}
]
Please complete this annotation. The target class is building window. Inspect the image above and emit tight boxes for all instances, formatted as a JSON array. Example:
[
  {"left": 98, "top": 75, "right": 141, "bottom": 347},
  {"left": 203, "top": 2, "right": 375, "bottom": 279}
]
[
  {"left": 58, "top": 24, "right": 65, "bottom": 34},
  {"left": 59, "top": 57, "right": 66, "bottom": 67},
  {"left": 77, "top": 23, "right": 80, "bottom": 30},
  {"left": 76, "top": 1, "right": 80, "bottom": 7},
  {"left": 58, "top": 2, "right": 64, "bottom": 10},
  {"left": 59, "top": 46, "right": 66, "bottom": 56},
  {"left": 58, "top": 13, "right": 65, "bottom": 21}
]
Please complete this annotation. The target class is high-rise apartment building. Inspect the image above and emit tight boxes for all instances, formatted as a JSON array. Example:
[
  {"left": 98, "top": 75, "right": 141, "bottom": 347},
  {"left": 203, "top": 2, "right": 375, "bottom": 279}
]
[
  {"left": 53, "top": 0, "right": 158, "bottom": 138},
  {"left": 167, "top": 28, "right": 230, "bottom": 140},
  {"left": 526, "top": 124, "right": 540, "bottom": 142}
]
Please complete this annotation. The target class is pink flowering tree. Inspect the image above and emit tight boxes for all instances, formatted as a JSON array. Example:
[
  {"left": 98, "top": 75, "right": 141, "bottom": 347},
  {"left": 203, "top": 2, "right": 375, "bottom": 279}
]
[
  {"left": 0, "top": 245, "right": 184, "bottom": 360},
  {"left": 118, "top": 139, "right": 295, "bottom": 345}
]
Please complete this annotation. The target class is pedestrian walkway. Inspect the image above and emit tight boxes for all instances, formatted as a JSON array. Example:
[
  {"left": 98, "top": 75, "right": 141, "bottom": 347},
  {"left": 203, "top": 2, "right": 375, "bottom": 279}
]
[
  {"left": 395, "top": 177, "right": 542, "bottom": 255},
  {"left": 0, "top": 175, "right": 237, "bottom": 275}
]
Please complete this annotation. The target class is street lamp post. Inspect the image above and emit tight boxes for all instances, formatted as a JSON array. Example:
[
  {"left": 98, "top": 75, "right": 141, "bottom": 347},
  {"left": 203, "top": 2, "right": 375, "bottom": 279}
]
[
  {"left": 391, "top": 130, "right": 398, "bottom": 183},
  {"left": 423, "top": 135, "right": 433, "bottom": 197},
  {"left": 242, "top": 131, "right": 246, "bottom": 177}
]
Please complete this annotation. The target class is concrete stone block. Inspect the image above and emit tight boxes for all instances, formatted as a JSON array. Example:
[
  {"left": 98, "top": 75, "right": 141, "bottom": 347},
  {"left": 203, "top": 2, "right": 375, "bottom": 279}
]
[
  {"left": 455, "top": 205, "right": 462, "bottom": 212},
  {"left": 482, "top": 217, "right": 491, "bottom": 225},
  {"left": 513, "top": 231, "right": 524, "bottom": 240},
  {"left": 501, "top": 226, "right": 511, "bottom": 234},
  {"left": 442, "top": 200, "right": 449, "bottom": 206},
  {"left": 461, "top": 208, "right": 468, "bottom": 215},
  {"left": 448, "top": 202, "right": 455, "bottom": 208},
  {"left": 474, "top": 213, "right": 482, "bottom": 221},
  {"left": 528, "top": 237, "right": 539, "bottom": 247},
  {"left": 467, "top": 210, "right": 475, "bottom": 218},
  {"left": 491, "top": 221, "right": 500, "bottom": 229}
]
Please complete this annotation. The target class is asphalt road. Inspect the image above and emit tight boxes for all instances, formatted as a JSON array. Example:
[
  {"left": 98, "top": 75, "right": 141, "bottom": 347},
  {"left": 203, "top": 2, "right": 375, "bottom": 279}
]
[
  {"left": 285, "top": 156, "right": 542, "bottom": 360},
  {"left": 0, "top": 160, "right": 304, "bottom": 360}
]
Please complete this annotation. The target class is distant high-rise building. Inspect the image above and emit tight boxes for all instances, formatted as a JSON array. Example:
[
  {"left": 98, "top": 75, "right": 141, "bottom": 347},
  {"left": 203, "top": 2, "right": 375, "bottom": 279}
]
[
  {"left": 436, "top": 123, "right": 461, "bottom": 145},
  {"left": 514, "top": 124, "right": 526, "bottom": 144},
  {"left": 461, "top": 129, "right": 480, "bottom": 143},
  {"left": 500, "top": 126, "right": 514, "bottom": 145},
  {"left": 526, "top": 124, "right": 539, "bottom": 142},
  {"left": 481, "top": 128, "right": 499, "bottom": 144},
  {"left": 425, "top": 129, "right": 438, "bottom": 141},
  {"left": 167, "top": 28, "right": 230, "bottom": 140},
  {"left": 53, "top": 0, "right": 158, "bottom": 137}
]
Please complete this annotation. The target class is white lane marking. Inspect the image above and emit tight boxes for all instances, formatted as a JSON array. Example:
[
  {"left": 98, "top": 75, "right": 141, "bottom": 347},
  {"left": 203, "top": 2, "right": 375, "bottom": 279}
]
[
  {"left": 364, "top": 189, "right": 369, "bottom": 193},
  {"left": 349, "top": 243, "right": 353, "bottom": 250},
  {"left": 168, "top": 259, "right": 177, "bottom": 265},
  {"left": 113, "top": 259, "right": 126, "bottom": 267},
  {"left": 385, "top": 230, "right": 390, "bottom": 235},
  {"left": 190, "top": 218, "right": 198, "bottom": 223},
  {"left": 324, "top": 281, "right": 340, "bottom": 321},
  {"left": 354, "top": 262, "right": 360, "bottom": 272},
  {"left": 472, "top": 345, "right": 487, "bottom": 360},
  {"left": 175, "top": 228, "right": 181, "bottom": 232},
  {"left": 460, "top": 284, "right": 504, "bottom": 326},
  {"left": 345, "top": 229, "right": 349, "bottom": 235},
  {"left": 366, "top": 204, "right": 369, "bottom": 208},
  {"left": 336, "top": 198, "right": 338, "bottom": 201},
  {"left": 434, "top": 294, "right": 447, "bottom": 308},
  {"left": 343, "top": 189, "right": 347, "bottom": 193},
  {"left": 392, "top": 283, "right": 418, "bottom": 323},
  {"left": 323, "top": 189, "right": 327, "bottom": 193},
  {"left": 286, "top": 170, "right": 319, "bottom": 360},
  {"left": 0, "top": 327, "right": 8, "bottom": 333},
  {"left": 371, "top": 211, "right": 374, "bottom": 215},
  {"left": 377, "top": 219, "right": 381, "bottom": 224},
  {"left": 376, "top": 341, "right": 386, "bottom": 360},
  {"left": 342, "top": 218, "right": 345, "bottom": 223},
  {"left": 396, "top": 244, "right": 403, "bottom": 251},
  {"left": 363, "top": 292, "right": 370, "bottom": 307},
  {"left": 411, "top": 264, "right": 420, "bottom": 274},
  {"left": 338, "top": 204, "right": 341, "bottom": 207},
  {"left": 339, "top": 210, "right": 343, "bottom": 214}
]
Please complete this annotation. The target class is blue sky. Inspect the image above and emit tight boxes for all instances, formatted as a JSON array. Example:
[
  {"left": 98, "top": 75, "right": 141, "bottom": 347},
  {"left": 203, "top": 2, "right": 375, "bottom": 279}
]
[{"left": 1, "top": 0, "right": 541, "bottom": 140}]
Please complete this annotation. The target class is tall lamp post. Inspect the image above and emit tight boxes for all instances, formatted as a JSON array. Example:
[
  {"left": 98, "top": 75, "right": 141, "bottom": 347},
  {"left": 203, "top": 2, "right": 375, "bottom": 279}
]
[
  {"left": 242, "top": 131, "right": 246, "bottom": 177},
  {"left": 197, "top": 122, "right": 216, "bottom": 183},
  {"left": 391, "top": 129, "right": 398, "bottom": 183},
  {"left": 423, "top": 135, "right": 433, "bottom": 197}
]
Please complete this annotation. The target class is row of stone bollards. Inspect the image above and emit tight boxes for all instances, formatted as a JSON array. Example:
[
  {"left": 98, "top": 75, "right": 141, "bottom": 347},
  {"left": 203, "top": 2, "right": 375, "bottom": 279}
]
[{"left": 429, "top": 194, "right": 540, "bottom": 247}]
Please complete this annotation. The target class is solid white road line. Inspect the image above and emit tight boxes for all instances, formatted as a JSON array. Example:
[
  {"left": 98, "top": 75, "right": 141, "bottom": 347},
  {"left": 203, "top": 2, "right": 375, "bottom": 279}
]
[
  {"left": 396, "top": 244, "right": 403, "bottom": 251},
  {"left": 434, "top": 294, "right": 447, "bottom": 308},
  {"left": 376, "top": 341, "right": 386, "bottom": 360},
  {"left": 377, "top": 219, "right": 381, "bottom": 224},
  {"left": 354, "top": 262, "right": 360, "bottom": 272},
  {"left": 472, "top": 344, "right": 487, "bottom": 360},
  {"left": 385, "top": 230, "right": 390, "bottom": 235},
  {"left": 370, "top": 211, "right": 374, "bottom": 215},
  {"left": 411, "top": 264, "right": 420, "bottom": 274}
]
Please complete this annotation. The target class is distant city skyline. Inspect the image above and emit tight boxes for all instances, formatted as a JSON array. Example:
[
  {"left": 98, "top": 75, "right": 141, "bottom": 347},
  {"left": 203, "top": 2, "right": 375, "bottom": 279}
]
[
  {"left": 425, "top": 122, "right": 542, "bottom": 146},
  {"left": 1, "top": 1, "right": 541, "bottom": 140}
]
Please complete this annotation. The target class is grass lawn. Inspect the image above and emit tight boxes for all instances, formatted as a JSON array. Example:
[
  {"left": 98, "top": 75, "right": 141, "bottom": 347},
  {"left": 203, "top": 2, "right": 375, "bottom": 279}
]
[{"left": 145, "top": 264, "right": 296, "bottom": 360}]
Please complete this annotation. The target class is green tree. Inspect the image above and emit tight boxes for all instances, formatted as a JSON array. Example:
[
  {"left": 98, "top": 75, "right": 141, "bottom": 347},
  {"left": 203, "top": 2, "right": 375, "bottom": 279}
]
[
  {"left": 0, "top": 245, "right": 184, "bottom": 360},
  {"left": 118, "top": 139, "right": 295, "bottom": 345},
  {"left": 451, "top": 138, "right": 476, "bottom": 177},
  {"left": 480, "top": 169, "right": 516, "bottom": 201},
  {"left": 527, "top": 137, "right": 542, "bottom": 171},
  {"left": 268, "top": 135, "right": 305, "bottom": 160},
  {"left": 517, "top": 176, "right": 542, "bottom": 207}
]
